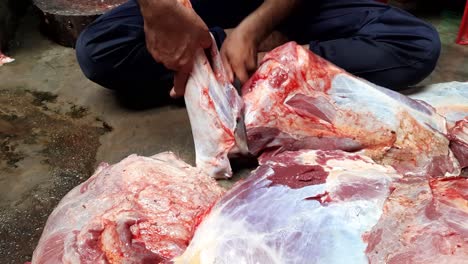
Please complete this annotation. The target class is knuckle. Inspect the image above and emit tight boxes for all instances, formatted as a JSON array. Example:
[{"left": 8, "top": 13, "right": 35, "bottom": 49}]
[{"left": 165, "top": 61, "right": 178, "bottom": 70}]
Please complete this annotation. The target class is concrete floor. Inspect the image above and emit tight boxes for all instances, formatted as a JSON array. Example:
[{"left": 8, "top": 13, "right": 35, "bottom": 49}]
[{"left": 0, "top": 8, "right": 467, "bottom": 264}]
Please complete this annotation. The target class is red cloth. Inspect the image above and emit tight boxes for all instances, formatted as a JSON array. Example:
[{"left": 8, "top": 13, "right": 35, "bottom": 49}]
[{"left": 456, "top": 1, "right": 468, "bottom": 45}]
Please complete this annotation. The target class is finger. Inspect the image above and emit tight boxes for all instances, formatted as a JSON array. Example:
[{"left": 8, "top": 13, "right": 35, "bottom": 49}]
[
  {"left": 164, "top": 61, "right": 179, "bottom": 71},
  {"left": 246, "top": 52, "right": 257, "bottom": 73},
  {"left": 173, "top": 43, "right": 195, "bottom": 73},
  {"left": 146, "top": 42, "right": 163, "bottom": 64},
  {"left": 233, "top": 61, "right": 249, "bottom": 84},
  {"left": 221, "top": 50, "right": 234, "bottom": 83},
  {"left": 224, "top": 28, "right": 234, "bottom": 37},
  {"left": 161, "top": 49, "right": 181, "bottom": 70},
  {"left": 199, "top": 30, "right": 212, "bottom": 49},
  {"left": 172, "top": 72, "right": 189, "bottom": 98},
  {"left": 177, "top": 50, "right": 194, "bottom": 72},
  {"left": 257, "top": 52, "right": 267, "bottom": 66}
]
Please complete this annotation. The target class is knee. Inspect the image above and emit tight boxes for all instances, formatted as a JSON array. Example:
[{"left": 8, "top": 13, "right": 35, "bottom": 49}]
[
  {"left": 360, "top": 29, "right": 441, "bottom": 89},
  {"left": 75, "top": 29, "right": 117, "bottom": 89},
  {"left": 75, "top": 30, "right": 99, "bottom": 82},
  {"left": 75, "top": 29, "right": 106, "bottom": 85},
  {"left": 389, "top": 24, "right": 441, "bottom": 88},
  {"left": 412, "top": 25, "right": 441, "bottom": 82}
]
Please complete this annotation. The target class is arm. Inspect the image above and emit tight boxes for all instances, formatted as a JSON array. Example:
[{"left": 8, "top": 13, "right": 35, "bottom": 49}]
[
  {"left": 221, "top": 0, "right": 301, "bottom": 83},
  {"left": 239, "top": 0, "right": 300, "bottom": 48},
  {"left": 137, "top": 0, "right": 211, "bottom": 96}
]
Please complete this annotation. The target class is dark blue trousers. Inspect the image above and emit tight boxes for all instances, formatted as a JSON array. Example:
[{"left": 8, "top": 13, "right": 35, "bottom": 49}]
[{"left": 76, "top": 0, "right": 440, "bottom": 96}]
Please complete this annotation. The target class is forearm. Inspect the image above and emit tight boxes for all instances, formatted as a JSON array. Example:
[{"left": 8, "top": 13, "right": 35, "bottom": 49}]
[
  {"left": 137, "top": 0, "right": 192, "bottom": 19},
  {"left": 238, "top": 0, "right": 301, "bottom": 45},
  {"left": 138, "top": 0, "right": 172, "bottom": 9},
  {"left": 138, "top": 0, "right": 176, "bottom": 21},
  {"left": 138, "top": 0, "right": 188, "bottom": 7}
]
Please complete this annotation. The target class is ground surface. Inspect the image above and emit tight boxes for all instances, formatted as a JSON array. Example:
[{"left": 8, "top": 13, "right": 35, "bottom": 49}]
[{"left": 0, "top": 6, "right": 467, "bottom": 264}]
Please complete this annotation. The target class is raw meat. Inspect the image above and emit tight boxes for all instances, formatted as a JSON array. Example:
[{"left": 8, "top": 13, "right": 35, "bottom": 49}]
[
  {"left": 0, "top": 52, "right": 14, "bottom": 66},
  {"left": 31, "top": 152, "right": 224, "bottom": 264},
  {"left": 406, "top": 81, "right": 468, "bottom": 127},
  {"left": 366, "top": 176, "right": 468, "bottom": 263},
  {"left": 405, "top": 82, "right": 468, "bottom": 169},
  {"left": 184, "top": 31, "right": 247, "bottom": 180},
  {"left": 242, "top": 42, "right": 459, "bottom": 177},
  {"left": 449, "top": 118, "right": 468, "bottom": 168},
  {"left": 175, "top": 150, "right": 401, "bottom": 264}
]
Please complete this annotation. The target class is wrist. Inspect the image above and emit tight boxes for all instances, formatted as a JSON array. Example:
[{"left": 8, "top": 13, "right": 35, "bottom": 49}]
[
  {"left": 238, "top": 0, "right": 300, "bottom": 46},
  {"left": 138, "top": 0, "right": 176, "bottom": 15},
  {"left": 237, "top": 16, "right": 270, "bottom": 46}
]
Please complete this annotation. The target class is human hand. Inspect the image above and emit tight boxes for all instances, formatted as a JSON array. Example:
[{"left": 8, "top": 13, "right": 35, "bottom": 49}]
[
  {"left": 220, "top": 26, "right": 259, "bottom": 84},
  {"left": 138, "top": 0, "right": 211, "bottom": 97}
]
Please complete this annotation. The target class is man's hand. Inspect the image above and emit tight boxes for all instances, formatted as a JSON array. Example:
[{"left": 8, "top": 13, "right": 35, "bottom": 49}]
[
  {"left": 221, "top": 0, "right": 300, "bottom": 85},
  {"left": 221, "top": 29, "right": 290, "bottom": 84},
  {"left": 138, "top": 0, "right": 211, "bottom": 97},
  {"left": 221, "top": 27, "right": 258, "bottom": 84}
]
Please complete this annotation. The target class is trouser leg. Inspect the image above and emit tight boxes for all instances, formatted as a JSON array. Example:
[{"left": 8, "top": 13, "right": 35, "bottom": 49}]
[{"left": 279, "top": 0, "right": 441, "bottom": 89}]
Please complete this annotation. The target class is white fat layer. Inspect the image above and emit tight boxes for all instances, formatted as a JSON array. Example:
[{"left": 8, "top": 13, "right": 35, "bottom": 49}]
[
  {"left": 176, "top": 150, "right": 400, "bottom": 264},
  {"left": 329, "top": 74, "right": 447, "bottom": 133},
  {"left": 184, "top": 38, "right": 245, "bottom": 178},
  {"left": 406, "top": 81, "right": 468, "bottom": 124}
]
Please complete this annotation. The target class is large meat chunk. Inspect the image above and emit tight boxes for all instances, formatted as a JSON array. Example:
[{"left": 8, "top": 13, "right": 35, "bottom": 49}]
[
  {"left": 31, "top": 152, "right": 224, "bottom": 264},
  {"left": 406, "top": 81, "right": 468, "bottom": 126},
  {"left": 175, "top": 150, "right": 401, "bottom": 264},
  {"left": 406, "top": 82, "right": 468, "bottom": 168},
  {"left": 185, "top": 35, "right": 247, "bottom": 179},
  {"left": 366, "top": 176, "right": 468, "bottom": 263},
  {"left": 242, "top": 42, "right": 459, "bottom": 177}
]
